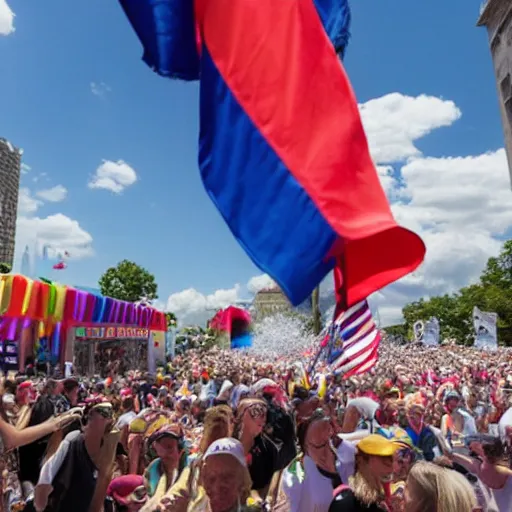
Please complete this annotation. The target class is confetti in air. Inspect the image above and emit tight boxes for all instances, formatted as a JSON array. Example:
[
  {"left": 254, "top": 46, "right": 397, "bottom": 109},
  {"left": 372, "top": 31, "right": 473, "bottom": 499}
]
[{"left": 249, "top": 313, "right": 318, "bottom": 360}]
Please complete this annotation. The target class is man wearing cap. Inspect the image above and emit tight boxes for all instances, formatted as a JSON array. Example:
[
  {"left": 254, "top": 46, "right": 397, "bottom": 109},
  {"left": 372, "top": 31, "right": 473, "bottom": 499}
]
[
  {"left": 144, "top": 423, "right": 186, "bottom": 500},
  {"left": 329, "top": 435, "right": 398, "bottom": 512},
  {"left": 154, "top": 437, "right": 259, "bottom": 512}
]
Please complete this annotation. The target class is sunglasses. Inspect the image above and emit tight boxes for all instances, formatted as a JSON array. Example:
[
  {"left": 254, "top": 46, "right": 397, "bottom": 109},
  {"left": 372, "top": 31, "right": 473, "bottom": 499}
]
[
  {"left": 92, "top": 406, "right": 114, "bottom": 419},
  {"left": 132, "top": 485, "right": 147, "bottom": 501},
  {"left": 396, "top": 447, "right": 414, "bottom": 461},
  {"left": 247, "top": 404, "right": 267, "bottom": 419}
]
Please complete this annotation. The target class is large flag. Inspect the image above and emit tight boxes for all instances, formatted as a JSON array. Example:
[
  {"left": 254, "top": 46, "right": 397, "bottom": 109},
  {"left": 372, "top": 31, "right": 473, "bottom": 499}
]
[
  {"left": 326, "top": 299, "right": 380, "bottom": 377},
  {"left": 119, "top": 0, "right": 425, "bottom": 307}
]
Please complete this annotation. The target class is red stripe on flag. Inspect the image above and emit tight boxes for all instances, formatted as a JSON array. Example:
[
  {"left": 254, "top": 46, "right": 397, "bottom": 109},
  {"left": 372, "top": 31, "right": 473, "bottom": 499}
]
[{"left": 195, "top": 0, "right": 425, "bottom": 306}]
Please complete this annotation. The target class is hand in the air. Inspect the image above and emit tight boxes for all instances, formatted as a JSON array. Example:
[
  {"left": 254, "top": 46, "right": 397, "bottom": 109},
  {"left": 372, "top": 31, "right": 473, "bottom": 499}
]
[
  {"left": 155, "top": 492, "right": 190, "bottom": 512},
  {"left": 50, "top": 407, "right": 84, "bottom": 431}
]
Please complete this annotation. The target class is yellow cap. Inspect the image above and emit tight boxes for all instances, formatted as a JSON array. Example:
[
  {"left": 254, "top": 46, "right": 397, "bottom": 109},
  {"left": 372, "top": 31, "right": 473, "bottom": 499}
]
[{"left": 357, "top": 435, "right": 398, "bottom": 457}]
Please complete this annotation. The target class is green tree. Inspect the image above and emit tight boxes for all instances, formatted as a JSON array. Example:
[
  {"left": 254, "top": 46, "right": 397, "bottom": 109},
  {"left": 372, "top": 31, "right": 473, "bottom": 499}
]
[
  {"left": 165, "top": 312, "right": 177, "bottom": 329},
  {"left": 383, "top": 324, "right": 408, "bottom": 339},
  {"left": 0, "top": 262, "right": 11, "bottom": 274},
  {"left": 99, "top": 260, "right": 158, "bottom": 303},
  {"left": 401, "top": 240, "right": 512, "bottom": 346}
]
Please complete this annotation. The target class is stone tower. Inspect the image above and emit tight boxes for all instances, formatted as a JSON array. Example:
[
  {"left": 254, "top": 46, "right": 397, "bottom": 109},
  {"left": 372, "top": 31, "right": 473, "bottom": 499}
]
[
  {"left": 252, "top": 286, "right": 292, "bottom": 321},
  {"left": 478, "top": 0, "right": 512, "bottom": 186},
  {"left": 0, "top": 138, "right": 22, "bottom": 269}
]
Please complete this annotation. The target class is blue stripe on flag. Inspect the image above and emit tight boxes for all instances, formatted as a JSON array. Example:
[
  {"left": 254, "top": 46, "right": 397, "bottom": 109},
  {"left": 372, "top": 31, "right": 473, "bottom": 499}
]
[{"left": 199, "top": 46, "right": 337, "bottom": 306}]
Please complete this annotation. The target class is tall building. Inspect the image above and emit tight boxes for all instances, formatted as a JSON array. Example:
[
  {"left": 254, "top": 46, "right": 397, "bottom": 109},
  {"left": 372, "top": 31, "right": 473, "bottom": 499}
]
[
  {"left": 478, "top": 1, "right": 512, "bottom": 185},
  {"left": 252, "top": 286, "right": 292, "bottom": 321},
  {"left": 0, "top": 138, "right": 22, "bottom": 269}
]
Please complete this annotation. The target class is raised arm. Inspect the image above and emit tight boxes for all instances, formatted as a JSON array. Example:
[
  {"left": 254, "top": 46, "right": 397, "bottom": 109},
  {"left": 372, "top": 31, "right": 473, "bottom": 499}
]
[{"left": 0, "top": 409, "right": 82, "bottom": 451}]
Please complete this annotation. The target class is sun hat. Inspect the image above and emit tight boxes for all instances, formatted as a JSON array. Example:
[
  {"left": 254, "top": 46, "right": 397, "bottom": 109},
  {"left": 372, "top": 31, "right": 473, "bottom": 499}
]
[
  {"left": 357, "top": 434, "right": 398, "bottom": 457},
  {"left": 148, "top": 423, "right": 183, "bottom": 445},
  {"left": 203, "top": 437, "right": 247, "bottom": 468}
]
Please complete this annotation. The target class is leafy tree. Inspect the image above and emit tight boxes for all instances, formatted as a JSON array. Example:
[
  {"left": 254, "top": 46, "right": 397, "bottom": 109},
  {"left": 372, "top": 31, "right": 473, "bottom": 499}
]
[
  {"left": 166, "top": 312, "right": 177, "bottom": 329},
  {"left": 99, "top": 260, "right": 158, "bottom": 303},
  {"left": 383, "top": 324, "right": 408, "bottom": 339},
  {"left": 0, "top": 262, "right": 11, "bottom": 274},
  {"left": 401, "top": 240, "right": 512, "bottom": 346}
]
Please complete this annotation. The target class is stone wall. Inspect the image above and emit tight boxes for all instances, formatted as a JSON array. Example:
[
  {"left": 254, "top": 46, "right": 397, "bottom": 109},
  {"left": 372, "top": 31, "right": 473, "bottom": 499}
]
[
  {"left": 479, "top": 1, "right": 512, "bottom": 185},
  {"left": 0, "top": 138, "right": 22, "bottom": 268}
]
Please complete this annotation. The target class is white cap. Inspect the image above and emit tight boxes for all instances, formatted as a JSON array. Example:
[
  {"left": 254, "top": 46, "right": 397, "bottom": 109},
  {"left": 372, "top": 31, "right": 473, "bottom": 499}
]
[{"left": 203, "top": 437, "right": 247, "bottom": 468}]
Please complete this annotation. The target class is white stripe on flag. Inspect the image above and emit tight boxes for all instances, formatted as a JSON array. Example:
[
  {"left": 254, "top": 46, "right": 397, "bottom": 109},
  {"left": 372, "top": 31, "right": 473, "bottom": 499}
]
[{"left": 331, "top": 329, "right": 379, "bottom": 373}]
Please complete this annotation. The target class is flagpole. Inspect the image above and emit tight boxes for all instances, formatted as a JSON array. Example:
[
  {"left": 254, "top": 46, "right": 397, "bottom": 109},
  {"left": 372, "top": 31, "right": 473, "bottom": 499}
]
[{"left": 312, "top": 286, "right": 321, "bottom": 335}]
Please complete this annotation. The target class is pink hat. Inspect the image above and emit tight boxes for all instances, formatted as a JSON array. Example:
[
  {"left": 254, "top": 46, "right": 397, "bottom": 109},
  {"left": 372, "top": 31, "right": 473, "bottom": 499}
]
[{"left": 107, "top": 475, "right": 147, "bottom": 506}]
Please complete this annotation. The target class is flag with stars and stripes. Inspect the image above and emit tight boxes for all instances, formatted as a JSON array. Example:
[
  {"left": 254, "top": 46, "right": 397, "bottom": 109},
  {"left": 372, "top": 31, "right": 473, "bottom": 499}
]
[{"left": 326, "top": 299, "right": 381, "bottom": 377}]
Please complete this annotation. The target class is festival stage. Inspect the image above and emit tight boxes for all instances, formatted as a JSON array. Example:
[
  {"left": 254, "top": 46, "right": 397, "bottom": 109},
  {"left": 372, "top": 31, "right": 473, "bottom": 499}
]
[{"left": 0, "top": 274, "right": 167, "bottom": 373}]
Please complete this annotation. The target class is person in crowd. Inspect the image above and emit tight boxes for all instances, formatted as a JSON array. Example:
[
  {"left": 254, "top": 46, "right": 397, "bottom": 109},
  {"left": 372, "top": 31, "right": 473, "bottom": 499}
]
[
  {"left": 440, "top": 391, "right": 467, "bottom": 441},
  {"left": 234, "top": 398, "right": 278, "bottom": 501},
  {"left": 116, "top": 394, "right": 137, "bottom": 474},
  {"left": 442, "top": 436, "right": 512, "bottom": 512},
  {"left": 53, "top": 379, "right": 79, "bottom": 414},
  {"left": 128, "top": 410, "right": 175, "bottom": 475},
  {"left": 403, "top": 461, "right": 477, "bottom": 512},
  {"left": 154, "top": 437, "right": 260, "bottom": 511},
  {"left": 19, "top": 380, "right": 63, "bottom": 486},
  {"left": 328, "top": 434, "right": 398, "bottom": 512},
  {"left": 33, "top": 402, "right": 114, "bottom": 512},
  {"left": 433, "top": 455, "right": 499, "bottom": 512},
  {"left": 341, "top": 393, "right": 398, "bottom": 434},
  {"left": 274, "top": 408, "right": 356, "bottom": 512},
  {"left": 403, "top": 400, "right": 437, "bottom": 461},
  {"left": 255, "top": 380, "right": 297, "bottom": 469},
  {"left": 146, "top": 405, "right": 234, "bottom": 511},
  {"left": 144, "top": 423, "right": 186, "bottom": 501}
]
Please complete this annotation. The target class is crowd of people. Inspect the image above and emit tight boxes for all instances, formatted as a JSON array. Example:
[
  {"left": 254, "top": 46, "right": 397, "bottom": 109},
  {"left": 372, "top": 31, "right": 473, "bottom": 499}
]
[{"left": 0, "top": 339, "right": 510, "bottom": 512}]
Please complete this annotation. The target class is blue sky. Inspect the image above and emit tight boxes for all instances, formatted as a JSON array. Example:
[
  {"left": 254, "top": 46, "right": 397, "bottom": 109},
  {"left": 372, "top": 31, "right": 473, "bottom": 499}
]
[{"left": 1, "top": 0, "right": 511, "bottom": 326}]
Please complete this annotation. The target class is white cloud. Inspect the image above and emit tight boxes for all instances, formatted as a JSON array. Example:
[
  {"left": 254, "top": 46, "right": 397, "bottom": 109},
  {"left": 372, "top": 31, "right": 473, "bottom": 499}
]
[
  {"left": 0, "top": 0, "right": 14, "bottom": 36},
  {"left": 16, "top": 214, "right": 94, "bottom": 261},
  {"left": 166, "top": 274, "right": 279, "bottom": 326},
  {"left": 247, "top": 274, "right": 275, "bottom": 294},
  {"left": 18, "top": 188, "right": 42, "bottom": 215},
  {"left": 373, "top": 150, "right": 512, "bottom": 326},
  {"left": 166, "top": 285, "right": 241, "bottom": 327},
  {"left": 88, "top": 160, "right": 137, "bottom": 193},
  {"left": 360, "top": 93, "right": 461, "bottom": 163},
  {"left": 90, "top": 81, "right": 112, "bottom": 97},
  {"left": 14, "top": 187, "right": 94, "bottom": 267},
  {"left": 36, "top": 185, "right": 67, "bottom": 203},
  {"left": 21, "top": 163, "right": 31, "bottom": 174}
]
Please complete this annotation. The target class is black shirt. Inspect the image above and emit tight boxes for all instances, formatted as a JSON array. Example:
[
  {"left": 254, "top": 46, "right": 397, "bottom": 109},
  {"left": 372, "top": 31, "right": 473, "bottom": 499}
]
[
  {"left": 329, "top": 489, "right": 387, "bottom": 512},
  {"left": 19, "top": 395, "right": 56, "bottom": 484},
  {"left": 46, "top": 432, "right": 98, "bottom": 512},
  {"left": 247, "top": 435, "right": 279, "bottom": 491}
]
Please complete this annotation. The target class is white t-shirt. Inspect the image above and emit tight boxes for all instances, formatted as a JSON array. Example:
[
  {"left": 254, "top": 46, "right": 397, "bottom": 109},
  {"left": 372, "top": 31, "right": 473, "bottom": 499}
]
[{"left": 281, "top": 441, "right": 356, "bottom": 512}]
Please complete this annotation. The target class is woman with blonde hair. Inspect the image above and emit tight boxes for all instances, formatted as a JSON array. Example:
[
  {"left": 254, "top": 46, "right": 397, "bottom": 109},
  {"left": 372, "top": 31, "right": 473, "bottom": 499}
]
[{"left": 404, "top": 461, "right": 477, "bottom": 512}]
